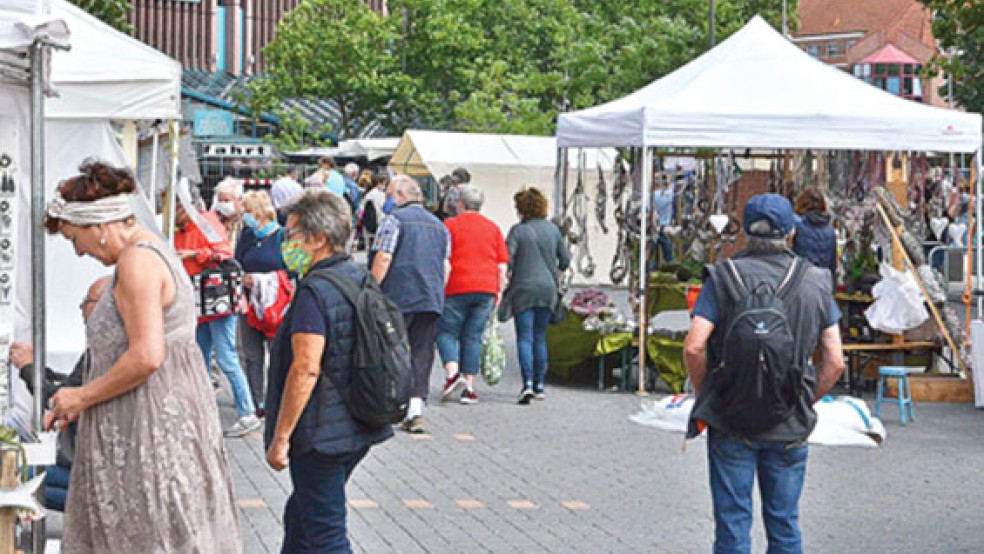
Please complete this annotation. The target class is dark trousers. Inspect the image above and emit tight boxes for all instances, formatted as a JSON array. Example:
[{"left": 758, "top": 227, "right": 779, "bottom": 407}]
[
  {"left": 239, "top": 316, "right": 270, "bottom": 410},
  {"left": 403, "top": 311, "right": 440, "bottom": 400},
  {"left": 282, "top": 447, "right": 369, "bottom": 554}
]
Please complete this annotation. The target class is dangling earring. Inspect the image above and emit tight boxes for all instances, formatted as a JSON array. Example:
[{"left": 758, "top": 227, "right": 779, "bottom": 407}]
[{"left": 99, "top": 229, "right": 107, "bottom": 247}]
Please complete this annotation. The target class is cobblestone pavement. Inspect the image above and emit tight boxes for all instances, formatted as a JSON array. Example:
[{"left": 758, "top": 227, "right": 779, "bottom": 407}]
[{"left": 222, "top": 321, "right": 984, "bottom": 554}]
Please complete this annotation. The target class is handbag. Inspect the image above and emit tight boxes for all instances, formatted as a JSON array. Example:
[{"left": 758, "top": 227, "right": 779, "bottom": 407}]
[
  {"left": 480, "top": 313, "right": 506, "bottom": 386},
  {"left": 192, "top": 258, "right": 244, "bottom": 320}
]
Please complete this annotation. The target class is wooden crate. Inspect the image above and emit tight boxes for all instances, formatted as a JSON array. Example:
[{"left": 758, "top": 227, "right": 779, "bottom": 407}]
[{"left": 884, "top": 374, "right": 974, "bottom": 403}]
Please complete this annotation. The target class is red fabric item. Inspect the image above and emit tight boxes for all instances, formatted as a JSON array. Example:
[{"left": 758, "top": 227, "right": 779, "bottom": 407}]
[
  {"left": 173, "top": 211, "right": 233, "bottom": 277},
  {"left": 246, "top": 271, "right": 295, "bottom": 338},
  {"left": 444, "top": 212, "right": 509, "bottom": 296}
]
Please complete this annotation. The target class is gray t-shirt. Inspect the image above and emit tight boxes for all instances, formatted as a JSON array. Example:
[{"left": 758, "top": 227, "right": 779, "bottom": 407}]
[
  {"left": 689, "top": 250, "right": 839, "bottom": 442},
  {"left": 505, "top": 219, "right": 570, "bottom": 315}
]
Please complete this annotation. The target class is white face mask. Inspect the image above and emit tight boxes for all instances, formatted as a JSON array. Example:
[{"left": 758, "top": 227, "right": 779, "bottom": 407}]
[{"left": 214, "top": 200, "right": 237, "bottom": 217}]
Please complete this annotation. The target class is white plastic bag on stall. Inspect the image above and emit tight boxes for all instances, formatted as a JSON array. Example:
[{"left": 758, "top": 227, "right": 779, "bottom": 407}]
[{"left": 864, "top": 263, "right": 929, "bottom": 334}]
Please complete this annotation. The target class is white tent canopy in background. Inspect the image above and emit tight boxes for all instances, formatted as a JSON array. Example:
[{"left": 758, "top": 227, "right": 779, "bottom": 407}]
[
  {"left": 389, "top": 130, "right": 617, "bottom": 284},
  {"left": 1, "top": 0, "right": 181, "bottom": 369},
  {"left": 557, "top": 16, "right": 981, "bottom": 153}
]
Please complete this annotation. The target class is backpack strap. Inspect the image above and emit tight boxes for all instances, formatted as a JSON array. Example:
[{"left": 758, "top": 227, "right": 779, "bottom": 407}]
[
  {"left": 305, "top": 267, "right": 363, "bottom": 307},
  {"left": 776, "top": 257, "right": 809, "bottom": 301},
  {"left": 706, "top": 258, "right": 749, "bottom": 307}
]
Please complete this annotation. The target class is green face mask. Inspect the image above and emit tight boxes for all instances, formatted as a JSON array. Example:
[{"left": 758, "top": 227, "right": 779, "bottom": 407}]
[{"left": 281, "top": 239, "right": 314, "bottom": 276}]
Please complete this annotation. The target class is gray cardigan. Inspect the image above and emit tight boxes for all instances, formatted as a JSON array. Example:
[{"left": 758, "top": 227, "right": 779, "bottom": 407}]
[{"left": 505, "top": 218, "right": 571, "bottom": 316}]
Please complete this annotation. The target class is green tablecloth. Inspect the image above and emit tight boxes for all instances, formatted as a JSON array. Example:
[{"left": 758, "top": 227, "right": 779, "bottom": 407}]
[{"left": 545, "top": 312, "right": 686, "bottom": 392}]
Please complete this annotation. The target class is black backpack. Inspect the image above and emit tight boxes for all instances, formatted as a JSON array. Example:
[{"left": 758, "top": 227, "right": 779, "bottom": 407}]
[
  {"left": 362, "top": 200, "right": 379, "bottom": 234},
  {"left": 307, "top": 268, "right": 413, "bottom": 428},
  {"left": 710, "top": 256, "right": 809, "bottom": 434}
]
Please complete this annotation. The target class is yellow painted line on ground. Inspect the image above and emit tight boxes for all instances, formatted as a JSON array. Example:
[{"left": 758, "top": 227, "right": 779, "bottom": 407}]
[
  {"left": 455, "top": 499, "right": 485, "bottom": 509},
  {"left": 561, "top": 501, "right": 591, "bottom": 510},
  {"left": 237, "top": 499, "right": 266, "bottom": 508},
  {"left": 452, "top": 434, "right": 475, "bottom": 441},
  {"left": 507, "top": 500, "right": 538, "bottom": 510},
  {"left": 348, "top": 500, "right": 379, "bottom": 509},
  {"left": 410, "top": 434, "right": 433, "bottom": 441},
  {"left": 404, "top": 499, "right": 434, "bottom": 509}
]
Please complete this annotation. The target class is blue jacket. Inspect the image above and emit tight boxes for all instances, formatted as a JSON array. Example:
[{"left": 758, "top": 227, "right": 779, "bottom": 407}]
[
  {"left": 793, "top": 212, "right": 836, "bottom": 276},
  {"left": 234, "top": 226, "right": 286, "bottom": 273},
  {"left": 263, "top": 255, "right": 393, "bottom": 457},
  {"left": 380, "top": 203, "right": 449, "bottom": 314}
]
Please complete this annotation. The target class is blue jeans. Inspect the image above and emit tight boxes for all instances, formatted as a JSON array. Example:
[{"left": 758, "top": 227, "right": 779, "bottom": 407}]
[
  {"left": 282, "top": 447, "right": 369, "bottom": 554},
  {"left": 708, "top": 428, "right": 809, "bottom": 554},
  {"left": 44, "top": 464, "right": 70, "bottom": 511},
  {"left": 436, "top": 293, "right": 495, "bottom": 375},
  {"left": 514, "top": 307, "right": 552, "bottom": 392},
  {"left": 196, "top": 314, "right": 256, "bottom": 417}
]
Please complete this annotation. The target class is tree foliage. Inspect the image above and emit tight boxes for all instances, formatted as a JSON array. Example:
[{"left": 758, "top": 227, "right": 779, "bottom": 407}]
[
  {"left": 919, "top": 0, "right": 983, "bottom": 113},
  {"left": 70, "top": 0, "right": 132, "bottom": 33},
  {"left": 253, "top": 0, "right": 798, "bottom": 141}
]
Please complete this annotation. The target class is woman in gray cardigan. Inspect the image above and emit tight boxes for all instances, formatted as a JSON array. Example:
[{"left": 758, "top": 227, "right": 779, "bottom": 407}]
[{"left": 503, "top": 188, "right": 570, "bottom": 404}]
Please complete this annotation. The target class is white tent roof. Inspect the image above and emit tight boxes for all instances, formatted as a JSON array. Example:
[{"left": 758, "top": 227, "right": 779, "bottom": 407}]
[
  {"left": 0, "top": 0, "right": 181, "bottom": 120},
  {"left": 557, "top": 16, "right": 981, "bottom": 153}
]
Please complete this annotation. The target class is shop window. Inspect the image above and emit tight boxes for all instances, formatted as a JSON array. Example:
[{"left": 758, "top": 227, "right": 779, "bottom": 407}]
[
  {"left": 857, "top": 62, "right": 925, "bottom": 102},
  {"left": 806, "top": 44, "right": 820, "bottom": 58},
  {"left": 826, "top": 42, "right": 843, "bottom": 57}
]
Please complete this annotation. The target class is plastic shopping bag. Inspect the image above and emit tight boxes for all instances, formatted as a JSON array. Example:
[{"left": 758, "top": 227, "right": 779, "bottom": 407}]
[
  {"left": 864, "top": 263, "right": 929, "bottom": 334},
  {"left": 480, "top": 314, "right": 506, "bottom": 386}
]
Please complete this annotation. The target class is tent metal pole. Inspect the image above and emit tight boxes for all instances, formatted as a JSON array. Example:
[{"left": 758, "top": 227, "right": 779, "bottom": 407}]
[
  {"left": 976, "top": 150, "right": 982, "bottom": 319},
  {"left": 637, "top": 147, "right": 652, "bottom": 396},
  {"left": 149, "top": 128, "right": 159, "bottom": 206},
  {"left": 29, "top": 37, "right": 47, "bottom": 553},
  {"left": 166, "top": 120, "right": 180, "bottom": 244},
  {"left": 553, "top": 147, "right": 564, "bottom": 219}
]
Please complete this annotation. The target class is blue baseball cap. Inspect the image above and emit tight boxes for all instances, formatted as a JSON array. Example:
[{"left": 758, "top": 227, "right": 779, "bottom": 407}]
[{"left": 743, "top": 194, "right": 795, "bottom": 238}]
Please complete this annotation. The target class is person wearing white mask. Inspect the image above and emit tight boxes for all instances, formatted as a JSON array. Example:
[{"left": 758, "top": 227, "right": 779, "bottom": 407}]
[{"left": 212, "top": 177, "right": 245, "bottom": 251}]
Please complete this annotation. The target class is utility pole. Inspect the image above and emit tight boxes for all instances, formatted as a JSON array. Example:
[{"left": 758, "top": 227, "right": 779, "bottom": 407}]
[
  {"left": 709, "top": 0, "right": 716, "bottom": 47},
  {"left": 782, "top": 0, "right": 788, "bottom": 36}
]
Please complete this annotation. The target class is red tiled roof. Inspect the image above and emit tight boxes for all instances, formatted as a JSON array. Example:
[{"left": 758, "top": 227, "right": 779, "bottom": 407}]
[{"left": 861, "top": 44, "right": 920, "bottom": 65}]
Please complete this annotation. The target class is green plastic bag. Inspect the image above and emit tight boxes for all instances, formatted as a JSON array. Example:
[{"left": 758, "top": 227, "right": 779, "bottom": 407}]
[{"left": 480, "top": 313, "right": 506, "bottom": 386}]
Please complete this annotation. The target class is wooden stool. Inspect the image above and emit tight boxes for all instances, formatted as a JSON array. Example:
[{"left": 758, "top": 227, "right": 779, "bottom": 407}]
[{"left": 875, "top": 366, "right": 915, "bottom": 425}]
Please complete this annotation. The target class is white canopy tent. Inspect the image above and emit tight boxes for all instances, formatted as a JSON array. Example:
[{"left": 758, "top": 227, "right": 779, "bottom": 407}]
[
  {"left": 389, "top": 130, "right": 616, "bottom": 284},
  {"left": 1, "top": 0, "right": 181, "bottom": 375},
  {"left": 556, "top": 15, "right": 983, "bottom": 392}
]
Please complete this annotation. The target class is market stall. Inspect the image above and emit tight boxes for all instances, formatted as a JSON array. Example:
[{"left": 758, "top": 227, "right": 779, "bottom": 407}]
[
  {"left": 555, "top": 16, "right": 983, "bottom": 395},
  {"left": 1, "top": 1, "right": 181, "bottom": 546}
]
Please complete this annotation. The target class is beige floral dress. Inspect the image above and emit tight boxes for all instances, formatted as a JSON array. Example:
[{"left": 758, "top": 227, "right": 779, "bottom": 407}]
[{"left": 63, "top": 241, "right": 241, "bottom": 553}]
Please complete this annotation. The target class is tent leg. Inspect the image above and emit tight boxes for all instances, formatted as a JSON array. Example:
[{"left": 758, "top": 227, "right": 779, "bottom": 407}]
[
  {"left": 976, "top": 150, "right": 982, "bottom": 319},
  {"left": 165, "top": 121, "right": 180, "bottom": 244},
  {"left": 553, "top": 147, "right": 566, "bottom": 220},
  {"left": 29, "top": 38, "right": 47, "bottom": 554},
  {"left": 637, "top": 147, "right": 652, "bottom": 396}
]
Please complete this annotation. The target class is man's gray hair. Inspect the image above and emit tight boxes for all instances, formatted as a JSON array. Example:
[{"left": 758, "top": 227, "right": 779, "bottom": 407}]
[
  {"left": 745, "top": 220, "right": 794, "bottom": 253},
  {"left": 344, "top": 162, "right": 360, "bottom": 179},
  {"left": 391, "top": 174, "right": 423, "bottom": 203},
  {"left": 459, "top": 185, "right": 484, "bottom": 211},
  {"left": 285, "top": 189, "right": 351, "bottom": 253}
]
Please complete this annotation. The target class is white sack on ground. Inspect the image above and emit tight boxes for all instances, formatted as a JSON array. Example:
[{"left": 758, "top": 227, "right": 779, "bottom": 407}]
[
  {"left": 865, "top": 263, "right": 929, "bottom": 334},
  {"left": 630, "top": 395, "right": 886, "bottom": 447}
]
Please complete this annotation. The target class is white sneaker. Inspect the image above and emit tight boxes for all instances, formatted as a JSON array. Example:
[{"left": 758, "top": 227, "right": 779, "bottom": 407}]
[{"left": 224, "top": 414, "right": 261, "bottom": 438}]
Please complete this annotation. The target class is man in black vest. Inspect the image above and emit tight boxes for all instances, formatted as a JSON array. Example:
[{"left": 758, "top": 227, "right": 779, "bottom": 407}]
[
  {"left": 370, "top": 175, "right": 450, "bottom": 434},
  {"left": 684, "top": 193, "right": 845, "bottom": 554}
]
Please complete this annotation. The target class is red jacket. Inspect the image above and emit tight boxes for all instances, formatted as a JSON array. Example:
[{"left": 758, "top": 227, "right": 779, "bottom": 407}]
[{"left": 174, "top": 211, "right": 233, "bottom": 277}]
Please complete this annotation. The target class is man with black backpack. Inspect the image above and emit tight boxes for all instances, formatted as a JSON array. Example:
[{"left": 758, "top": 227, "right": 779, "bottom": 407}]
[{"left": 684, "top": 193, "right": 845, "bottom": 554}]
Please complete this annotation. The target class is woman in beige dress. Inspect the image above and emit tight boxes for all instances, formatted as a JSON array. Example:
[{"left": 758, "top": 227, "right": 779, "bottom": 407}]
[{"left": 43, "top": 160, "right": 240, "bottom": 553}]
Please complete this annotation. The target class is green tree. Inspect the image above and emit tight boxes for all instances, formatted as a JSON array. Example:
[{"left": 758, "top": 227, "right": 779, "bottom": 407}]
[
  {"left": 70, "top": 0, "right": 132, "bottom": 33},
  {"left": 919, "top": 0, "right": 983, "bottom": 113},
  {"left": 249, "top": 0, "right": 415, "bottom": 140}
]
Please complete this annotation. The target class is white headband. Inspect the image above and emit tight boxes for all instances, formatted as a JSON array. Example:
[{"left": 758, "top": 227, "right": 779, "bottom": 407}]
[{"left": 46, "top": 193, "right": 135, "bottom": 226}]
